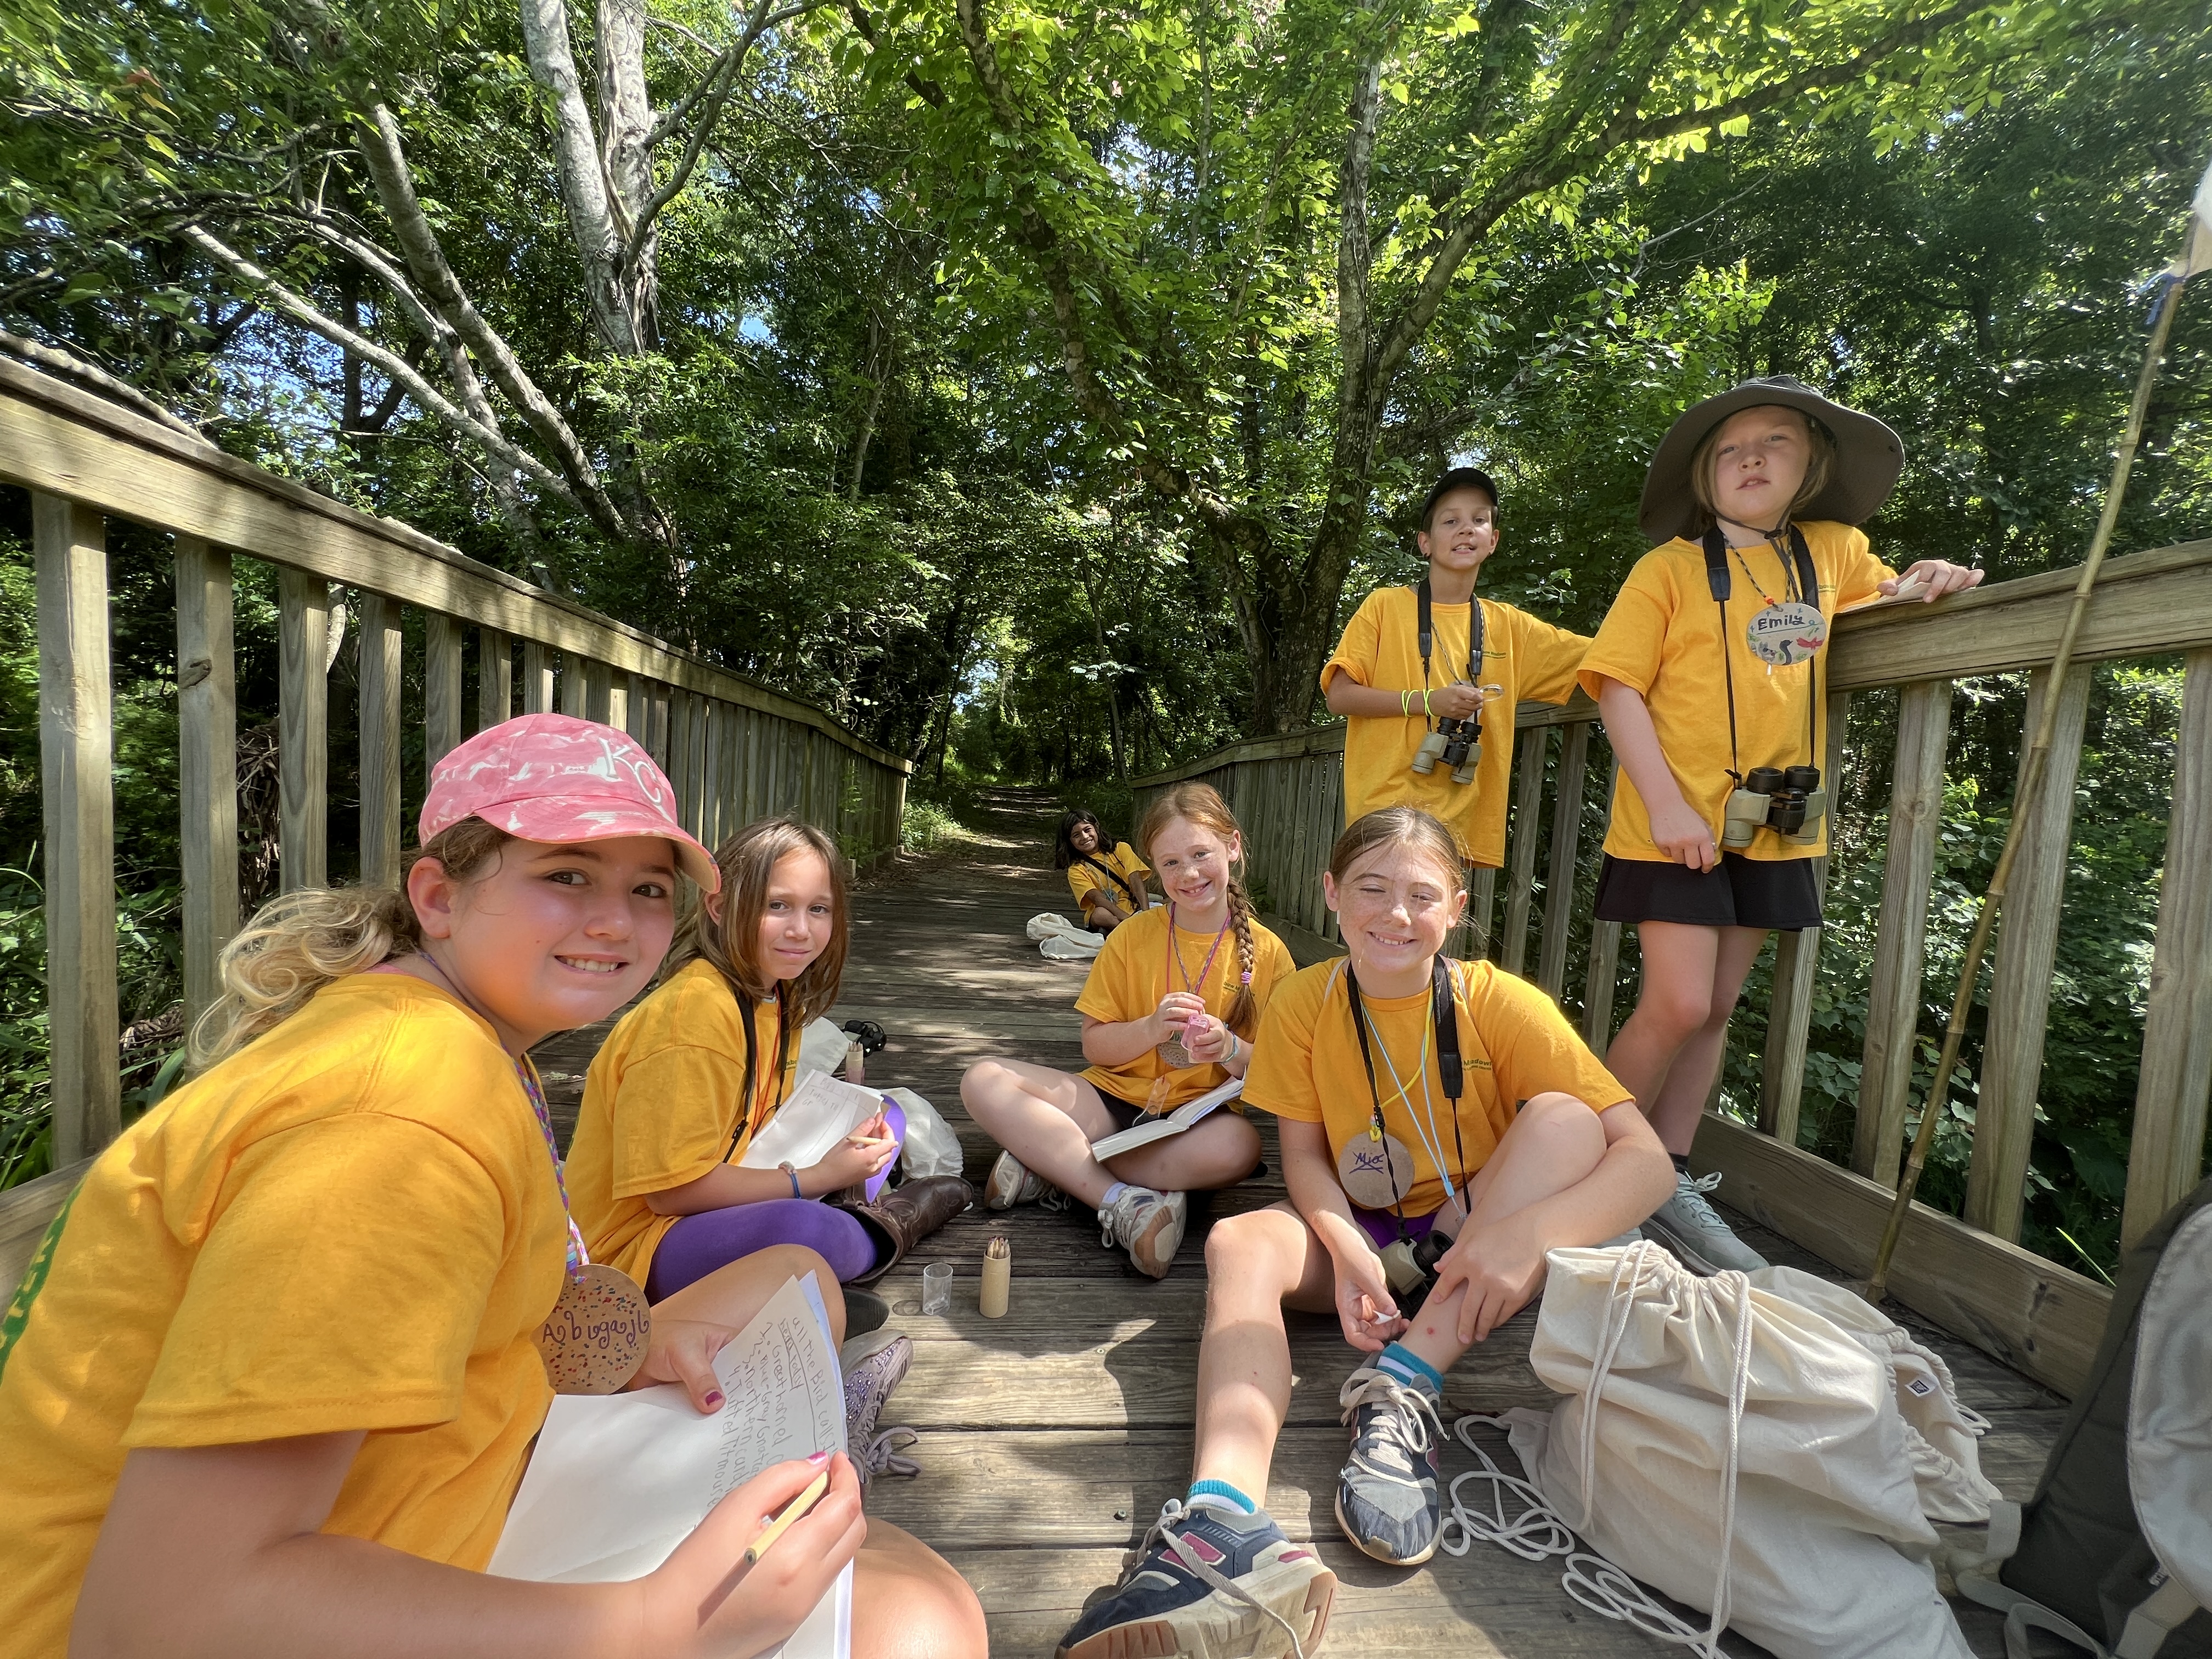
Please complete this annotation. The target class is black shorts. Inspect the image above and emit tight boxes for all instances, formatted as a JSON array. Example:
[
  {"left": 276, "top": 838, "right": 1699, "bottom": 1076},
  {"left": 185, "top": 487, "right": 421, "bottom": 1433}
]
[
  {"left": 1593, "top": 853, "right": 1822, "bottom": 931},
  {"left": 1094, "top": 1088, "right": 1149, "bottom": 1135}
]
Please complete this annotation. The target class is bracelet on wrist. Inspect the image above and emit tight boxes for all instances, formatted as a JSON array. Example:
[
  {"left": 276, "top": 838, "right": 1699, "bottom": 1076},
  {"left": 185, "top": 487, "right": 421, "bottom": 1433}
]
[{"left": 780, "top": 1160, "right": 803, "bottom": 1199}]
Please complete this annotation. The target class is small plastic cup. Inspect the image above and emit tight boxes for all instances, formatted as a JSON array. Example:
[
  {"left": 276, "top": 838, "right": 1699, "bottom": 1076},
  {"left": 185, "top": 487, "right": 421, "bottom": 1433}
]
[{"left": 921, "top": 1261, "right": 953, "bottom": 1316}]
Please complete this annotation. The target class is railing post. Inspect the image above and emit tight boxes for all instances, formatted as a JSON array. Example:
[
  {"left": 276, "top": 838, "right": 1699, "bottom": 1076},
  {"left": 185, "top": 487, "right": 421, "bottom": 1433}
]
[
  {"left": 1759, "top": 690, "right": 1849, "bottom": 1147},
  {"left": 278, "top": 566, "right": 330, "bottom": 891},
  {"left": 606, "top": 669, "right": 628, "bottom": 733},
  {"left": 2125, "top": 646, "right": 2212, "bottom": 1249},
  {"left": 1501, "top": 729, "right": 1549, "bottom": 976},
  {"left": 36, "top": 493, "right": 120, "bottom": 1163},
  {"left": 586, "top": 658, "right": 612, "bottom": 725},
  {"left": 523, "top": 639, "right": 555, "bottom": 714},
  {"left": 175, "top": 535, "right": 239, "bottom": 1029},
  {"left": 1537, "top": 720, "right": 1590, "bottom": 998},
  {"left": 561, "top": 651, "right": 590, "bottom": 717},
  {"left": 358, "top": 592, "right": 404, "bottom": 887},
  {"left": 1465, "top": 867, "right": 1496, "bottom": 961},
  {"left": 669, "top": 692, "right": 695, "bottom": 828},
  {"left": 702, "top": 700, "right": 725, "bottom": 849},
  {"left": 425, "top": 613, "right": 465, "bottom": 775},
  {"left": 1854, "top": 678, "right": 1951, "bottom": 1186},
  {"left": 1968, "top": 665, "right": 2090, "bottom": 1239},
  {"left": 479, "top": 628, "right": 512, "bottom": 730}
]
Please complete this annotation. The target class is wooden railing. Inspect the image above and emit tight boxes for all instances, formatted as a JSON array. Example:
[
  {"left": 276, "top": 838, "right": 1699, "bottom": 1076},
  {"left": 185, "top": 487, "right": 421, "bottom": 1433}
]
[
  {"left": 1135, "top": 539, "right": 2212, "bottom": 1397},
  {"left": 0, "top": 358, "right": 911, "bottom": 1180}
]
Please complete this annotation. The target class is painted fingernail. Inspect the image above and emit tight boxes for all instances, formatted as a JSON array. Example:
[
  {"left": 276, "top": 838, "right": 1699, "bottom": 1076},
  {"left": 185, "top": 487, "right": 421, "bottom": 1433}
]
[
  {"left": 808, "top": 1449, "right": 832, "bottom": 1464},
  {"left": 703, "top": 1391, "right": 724, "bottom": 1408}
]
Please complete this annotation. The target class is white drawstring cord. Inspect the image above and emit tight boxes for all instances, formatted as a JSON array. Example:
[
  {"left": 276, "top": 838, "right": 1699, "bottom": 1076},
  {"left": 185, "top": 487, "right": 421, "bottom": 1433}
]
[{"left": 1442, "top": 1240, "right": 1758, "bottom": 1659}]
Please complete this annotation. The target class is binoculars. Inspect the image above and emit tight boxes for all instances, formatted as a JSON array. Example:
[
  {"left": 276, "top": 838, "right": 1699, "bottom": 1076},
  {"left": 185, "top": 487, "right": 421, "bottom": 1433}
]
[
  {"left": 1721, "top": 764, "right": 1828, "bottom": 850},
  {"left": 1379, "top": 1229, "right": 1454, "bottom": 1312},
  {"left": 1410, "top": 718, "right": 1480, "bottom": 785}
]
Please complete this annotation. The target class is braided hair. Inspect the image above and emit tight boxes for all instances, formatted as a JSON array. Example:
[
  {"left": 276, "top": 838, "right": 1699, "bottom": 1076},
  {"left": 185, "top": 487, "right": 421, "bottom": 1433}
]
[{"left": 1137, "top": 781, "right": 1262, "bottom": 1037}]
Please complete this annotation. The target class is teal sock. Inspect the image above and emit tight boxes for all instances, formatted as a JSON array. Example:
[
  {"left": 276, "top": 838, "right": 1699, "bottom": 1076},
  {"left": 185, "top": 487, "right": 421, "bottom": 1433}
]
[
  {"left": 1100, "top": 1182, "right": 1130, "bottom": 1209},
  {"left": 1376, "top": 1341, "right": 1444, "bottom": 1396},
  {"left": 1186, "top": 1479, "right": 1256, "bottom": 1516}
]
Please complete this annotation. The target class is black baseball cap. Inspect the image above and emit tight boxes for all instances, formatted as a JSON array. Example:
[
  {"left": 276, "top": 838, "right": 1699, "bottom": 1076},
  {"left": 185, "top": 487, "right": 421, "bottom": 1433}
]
[{"left": 1419, "top": 467, "right": 1499, "bottom": 529}]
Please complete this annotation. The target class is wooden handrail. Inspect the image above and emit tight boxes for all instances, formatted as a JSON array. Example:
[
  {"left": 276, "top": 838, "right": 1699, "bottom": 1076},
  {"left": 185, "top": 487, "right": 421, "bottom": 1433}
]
[{"left": 1132, "top": 543, "right": 2212, "bottom": 1396}]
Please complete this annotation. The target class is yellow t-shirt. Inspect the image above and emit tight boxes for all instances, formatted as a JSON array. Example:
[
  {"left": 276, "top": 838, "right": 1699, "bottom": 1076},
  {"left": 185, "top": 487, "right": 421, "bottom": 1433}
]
[
  {"left": 1075, "top": 905, "right": 1296, "bottom": 1110},
  {"left": 1578, "top": 521, "right": 1890, "bottom": 862},
  {"left": 1065, "top": 842, "right": 1150, "bottom": 916},
  {"left": 1323, "top": 588, "right": 1590, "bottom": 867},
  {"left": 0, "top": 977, "right": 564, "bottom": 1659},
  {"left": 566, "top": 959, "right": 798, "bottom": 1284},
  {"left": 1244, "top": 956, "right": 1630, "bottom": 1218}
]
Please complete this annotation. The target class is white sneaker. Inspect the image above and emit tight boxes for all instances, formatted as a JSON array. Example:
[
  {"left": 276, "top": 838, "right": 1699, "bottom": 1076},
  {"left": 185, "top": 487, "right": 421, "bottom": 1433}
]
[
  {"left": 1641, "top": 1170, "right": 1768, "bottom": 1274},
  {"left": 986, "top": 1149, "right": 1048, "bottom": 1210},
  {"left": 1098, "top": 1186, "right": 1187, "bottom": 1278}
]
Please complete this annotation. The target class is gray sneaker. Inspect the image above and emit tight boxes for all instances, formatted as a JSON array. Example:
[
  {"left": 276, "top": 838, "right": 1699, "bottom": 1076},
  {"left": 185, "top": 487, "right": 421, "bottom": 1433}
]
[
  {"left": 1334, "top": 1364, "right": 1446, "bottom": 1565},
  {"left": 1641, "top": 1170, "right": 1769, "bottom": 1275},
  {"left": 1098, "top": 1185, "right": 1187, "bottom": 1278},
  {"left": 841, "top": 1329, "right": 920, "bottom": 1486}
]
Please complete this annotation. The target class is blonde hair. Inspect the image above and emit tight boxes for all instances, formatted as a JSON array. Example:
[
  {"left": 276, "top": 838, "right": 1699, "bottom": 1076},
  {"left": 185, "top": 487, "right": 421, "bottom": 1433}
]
[
  {"left": 189, "top": 819, "right": 515, "bottom": 1070},
  {"left": 666, "top": 817, "right": 849, "bottom": 1027},
  {"left": 1329, "top": 806, "right": 1468, "bottom": 896},
  {"left": 1688, "top": 404, "right": 1835, "bottom": 533},
  {"left": 1136, "top": 782, "right": 1261, "bottom": 1037}
]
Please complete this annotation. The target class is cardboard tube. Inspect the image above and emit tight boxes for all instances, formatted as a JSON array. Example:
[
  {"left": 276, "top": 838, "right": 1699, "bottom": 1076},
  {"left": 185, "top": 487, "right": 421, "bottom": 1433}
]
[{"left": 979, "top": 1235, "right": 1011, "bottom": 1318}]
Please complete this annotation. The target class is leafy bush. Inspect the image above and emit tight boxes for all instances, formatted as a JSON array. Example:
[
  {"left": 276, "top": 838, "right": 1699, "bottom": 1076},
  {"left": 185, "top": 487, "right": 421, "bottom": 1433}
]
[{"left": 899, "top": 798, "right": 964, "bottom": 855}]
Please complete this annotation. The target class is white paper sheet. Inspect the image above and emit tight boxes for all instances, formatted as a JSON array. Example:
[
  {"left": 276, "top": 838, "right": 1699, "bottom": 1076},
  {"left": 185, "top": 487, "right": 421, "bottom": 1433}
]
[
  {"left": 490, "top": 1276, "right": 851, "bottom": 1657},
  {"left": 739, "top": 1069, "right": 888, "bottom": 1172}
]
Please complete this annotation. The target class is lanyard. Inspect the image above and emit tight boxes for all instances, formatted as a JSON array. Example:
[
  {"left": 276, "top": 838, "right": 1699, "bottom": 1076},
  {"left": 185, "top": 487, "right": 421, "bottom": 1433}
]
[
  {"left": 1165, "top": 905, "right": 1231, "bottom": 1001},
  {"left": 1079, "top": 850, "right": 1141, "bottom": 905},
  {"left": 725, "top": 983, "right": 793, "bottom": 1162},
  {"left": 1345, "top": 958, "right": 1470, "bottom": 1237},
  {"left": 1701, "top": 525, "right": 1821, "bottom": 784},
  {"left": 514, "top": 1055, "right": 589, "bottom": 1279},
  {"left": 1414, "top": 577, "right": 1487, "bottom": 734}
]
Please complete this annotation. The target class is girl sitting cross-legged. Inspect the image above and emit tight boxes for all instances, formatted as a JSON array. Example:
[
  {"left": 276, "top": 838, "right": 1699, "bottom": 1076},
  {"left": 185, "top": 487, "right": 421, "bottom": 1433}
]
[
  {"left": 0, "top": 714, "right": 983, "bottom": 1659},
  {"left": 1053, "top": 806, "right": 1673, "bottom": 1659},
  {"left": 1056, "top": 808, "right": 1151, "bottom": 932},
  {"left": 963, "top": 782, "right": 1295, "bottom": 1278}
]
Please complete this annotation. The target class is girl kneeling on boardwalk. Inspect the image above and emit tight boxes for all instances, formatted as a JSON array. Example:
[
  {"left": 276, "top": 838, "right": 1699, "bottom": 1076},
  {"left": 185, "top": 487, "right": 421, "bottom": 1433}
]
[
  {"left": 1054, "top": 806, "right": 1672, "bottom": 1659},
  {"left": 964, "top": 782, "right": 1296, "bottom": 1278},
  {"left": 0, "top": 714, "right": 983, "bottom": 1659},
  {"left": 567, "top": 817, "right": 971, "bottom": 1314}
]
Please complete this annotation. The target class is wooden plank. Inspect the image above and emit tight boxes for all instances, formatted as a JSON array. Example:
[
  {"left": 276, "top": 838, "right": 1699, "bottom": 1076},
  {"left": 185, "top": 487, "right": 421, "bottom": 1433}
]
[
  {"left": 174, "top": 535, "right": 239, "bottom": 1026},
  {"left": 1500, "top": 727, "right": 1548, "bottom": 977},
  {"left": 560, "top": 650, "right": 588, "bottom": 718},
  {"left": 669, "top": 691, "right": 695, "bottom": 832},
  {"left": 585, "top": 657, "right": 612, "bottom": 725},
  {"left": 0, "top": 361, "right": 912, "bottom": 774},
  {"left": 1692, "top": 1112, "right": 2107, "bottom": 1398},
  {"left": 2125, "top": 646, "right": 2212, "bottom": 1249},
  {"left": 0, "top": 1156, "right": 94, "bottom": 1293},
  {"left": 357, "top": 591, "right": 404, "bottom": 888},
  {"left": 35, "top": 493, "right": 120, "bottom": 1164},
  {"left": 1968, "top": 665, "right": 2091, "bottom": 1241},
  {"left": 1536, "top": 719, "right": 1589, "bottom": 998},
  {"left": 650, "top": 682, "right": 670, "bottom": 769},
  {"left": 478, "top": 627, "right": 512, "bottom": 730},
  {"left": 276, "top": 565, "right": 329, "bottom": 892},
  {"left": 522, "top": 637, "right": 554, "bottom": 714},
  {"left": 1583, "top": 921, "right": 1621, "bottom": 1050},
  {"left": 425, "top": 610, "right": 464, "bottom": 780},
  {"left": 1466, "top": 865, "right": 1497, "bottom": 961},
  {"left": 701, "top": 700, "right": 725, "bottom": 851},
  {"left": 1853, "top": 678, "right": 1951, "bottom": 1186},
  {"left": 623, "top": 670, "right": 649, "bottom": 741},
  {"left": 1758, "top": 691, "right": 1848, "bottom": 1147},
  {"left": 605, "top": 670, "right": 628, "bottom": 733}
]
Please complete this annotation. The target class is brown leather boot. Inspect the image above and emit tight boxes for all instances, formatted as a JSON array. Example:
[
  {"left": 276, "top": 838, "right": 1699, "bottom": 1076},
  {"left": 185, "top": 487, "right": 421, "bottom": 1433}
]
[{"left": 835, "top": 1176, "right": 975, "bottom": 1286}]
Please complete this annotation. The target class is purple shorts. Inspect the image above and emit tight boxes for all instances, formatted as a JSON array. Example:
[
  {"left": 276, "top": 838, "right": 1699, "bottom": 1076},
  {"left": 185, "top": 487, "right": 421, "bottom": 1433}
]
[{"left": 1353, "top": 1205, "right": 1438, "bottom": 1253}]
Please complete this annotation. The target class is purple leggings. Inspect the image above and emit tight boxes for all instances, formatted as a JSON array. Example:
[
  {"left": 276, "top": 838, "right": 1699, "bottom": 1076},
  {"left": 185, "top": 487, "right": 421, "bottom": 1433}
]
[{"left": 645, "top": 1103, "right": 906, "bottom": 1299}]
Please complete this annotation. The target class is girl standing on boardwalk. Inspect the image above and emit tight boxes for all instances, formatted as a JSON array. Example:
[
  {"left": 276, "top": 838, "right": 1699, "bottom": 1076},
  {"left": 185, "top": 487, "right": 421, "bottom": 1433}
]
[
  {"left": 964, "top": 783, "right": 1295, "bottom": 1278},
  {"left": 0, "top": 715, "right": 983, "bottom": 1659}
]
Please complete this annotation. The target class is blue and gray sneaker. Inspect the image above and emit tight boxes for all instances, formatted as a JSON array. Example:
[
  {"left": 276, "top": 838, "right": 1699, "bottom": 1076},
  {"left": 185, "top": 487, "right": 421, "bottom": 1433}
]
[
  {"left": 1334, "top": 1364, "right": 1445, "bottom": 1565},
  {"left": 1055, "top": 1498, "right": 1336, "bottom": 1659}
]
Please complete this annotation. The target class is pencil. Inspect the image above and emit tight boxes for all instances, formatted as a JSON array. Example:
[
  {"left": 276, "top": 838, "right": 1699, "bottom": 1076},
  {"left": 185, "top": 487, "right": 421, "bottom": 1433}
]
[{"left": 743, "top": 1469, "right": 832, "bottom": 1565}]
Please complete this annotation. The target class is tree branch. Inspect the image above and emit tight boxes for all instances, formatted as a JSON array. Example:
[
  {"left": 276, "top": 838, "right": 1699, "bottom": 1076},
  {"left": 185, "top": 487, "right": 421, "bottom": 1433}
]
[
  {"left": 517, "top": 0, "right": 639, "bottom": 352},
  {"left": 176, "top": 224, "right": 586, "bottom": 512},
  {"left": 0, "top": 328, "right": 204, "bottom": 436}
]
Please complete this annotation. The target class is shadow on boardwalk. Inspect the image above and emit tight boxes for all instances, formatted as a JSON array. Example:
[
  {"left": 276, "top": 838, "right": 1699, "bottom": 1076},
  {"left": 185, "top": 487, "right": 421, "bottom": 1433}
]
[{"left": 538, "top": 786, "right": 2062, "bottom": 1657}]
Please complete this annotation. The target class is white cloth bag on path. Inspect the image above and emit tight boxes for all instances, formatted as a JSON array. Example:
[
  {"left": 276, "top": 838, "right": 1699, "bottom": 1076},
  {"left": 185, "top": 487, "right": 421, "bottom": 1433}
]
[
  {"left": 1026, "top": 911, "right": 1104, "bottom": 960},
  {"left": 1505, "top": 1242, "right": 1973, "bottom": 1659}
]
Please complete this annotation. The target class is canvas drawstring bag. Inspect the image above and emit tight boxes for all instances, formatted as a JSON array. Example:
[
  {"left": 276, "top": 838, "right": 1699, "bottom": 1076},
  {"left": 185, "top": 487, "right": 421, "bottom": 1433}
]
[{"left": 1475, "top": 1241, "right": 1973, "bottom": 1658}]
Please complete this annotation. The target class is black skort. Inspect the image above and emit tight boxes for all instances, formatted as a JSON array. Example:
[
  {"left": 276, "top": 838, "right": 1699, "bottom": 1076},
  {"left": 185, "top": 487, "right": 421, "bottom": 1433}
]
[{"left": 1592, "top": 851, "right": 1822, "bottom": 931}]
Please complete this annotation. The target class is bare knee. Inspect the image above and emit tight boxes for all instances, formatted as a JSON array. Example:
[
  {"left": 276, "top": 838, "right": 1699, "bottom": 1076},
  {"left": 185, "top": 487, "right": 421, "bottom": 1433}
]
[
  {"left": 961, "top": 1056, "right": 1021, "bottom": 1119},
  {"left": 852, "top": 1523, "right": 988, "bottom": 1658},
  {"left": 1516, "top": 1093, "right": 1608, "bottom": 1177},
  {"left": 1636, "top": 979, "right": 1713, "bottom": 1040},
  {"left": 1204, "top": 1209, "right": 1304, "bottom": 1293}
]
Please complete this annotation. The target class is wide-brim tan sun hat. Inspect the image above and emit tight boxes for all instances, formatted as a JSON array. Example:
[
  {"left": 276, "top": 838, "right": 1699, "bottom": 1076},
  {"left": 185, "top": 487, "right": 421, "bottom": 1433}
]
[{"left": 1639, "top": 374, "right": 1905, "bottom": 543}]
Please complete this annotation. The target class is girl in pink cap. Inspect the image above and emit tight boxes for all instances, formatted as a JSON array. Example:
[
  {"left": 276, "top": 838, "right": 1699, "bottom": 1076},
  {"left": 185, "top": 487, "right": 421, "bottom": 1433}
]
[{"left": 0, "top": 714, "right": 983, "bottom": 1659}]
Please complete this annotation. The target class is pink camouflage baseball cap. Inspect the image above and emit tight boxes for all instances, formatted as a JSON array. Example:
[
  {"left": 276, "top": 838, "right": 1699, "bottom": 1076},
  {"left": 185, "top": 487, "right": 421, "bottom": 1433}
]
[{"left": 420, "top": 713, "right": 720, "bottom": 893}]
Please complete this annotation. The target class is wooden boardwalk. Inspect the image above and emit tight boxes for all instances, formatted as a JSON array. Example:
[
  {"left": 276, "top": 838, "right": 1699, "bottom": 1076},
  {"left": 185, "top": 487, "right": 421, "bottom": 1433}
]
[{"left": 539, "top": 788, "right": 2068, "bottom": 1658}]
